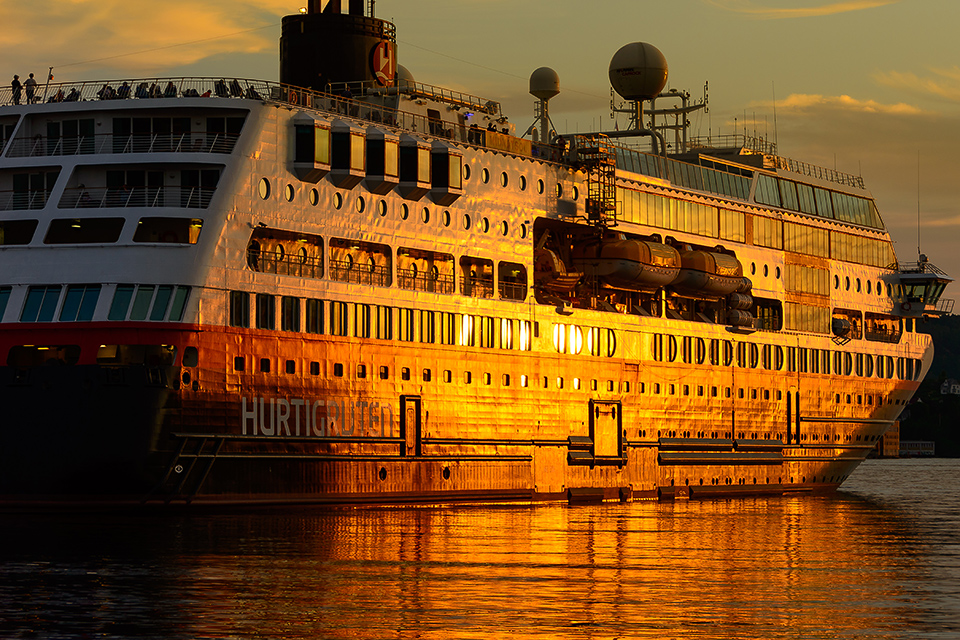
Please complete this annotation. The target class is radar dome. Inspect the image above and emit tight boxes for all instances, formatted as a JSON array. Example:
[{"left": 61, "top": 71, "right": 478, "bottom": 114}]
[
  {"left": 397, "top": 64, "right": 415, "bottom": 89},
  {"left": 608, "top": 42, "right": 668, "bottom": 101},
  {"left": 529, "top": 67, "right": 560, "bottom": 100}
]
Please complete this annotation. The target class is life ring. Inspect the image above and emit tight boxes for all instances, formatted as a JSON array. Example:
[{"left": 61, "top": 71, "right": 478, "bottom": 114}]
[
  {"left": 289, "top": 90, "right": 299, "bottom": 105},
  {"left": 901, "top": 302, "right": 912, "bottom": 312}
]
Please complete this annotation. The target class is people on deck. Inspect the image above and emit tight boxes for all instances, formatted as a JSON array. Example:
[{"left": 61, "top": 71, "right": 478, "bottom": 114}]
[
  {"left": 24, "top": 73, "right": 37, "bottom": 103},
  {"left": 11, "top": 75, "right": 21, "bottom": 105}
]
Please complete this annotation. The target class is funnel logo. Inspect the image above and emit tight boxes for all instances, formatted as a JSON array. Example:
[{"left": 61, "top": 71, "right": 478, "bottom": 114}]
[{"left": 371, "top": 41, "right": 396, "bottom": 86}]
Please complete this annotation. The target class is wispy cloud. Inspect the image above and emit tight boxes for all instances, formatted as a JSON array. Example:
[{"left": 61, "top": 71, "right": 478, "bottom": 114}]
[
  {"left": 874, "top": 67, "right": 960, "bottom": 103},
  {"left": 0, "top": 0, "right": 288, "bottom": 75},
  {"left": 703, "top": 0, "right": 900, "bottom": 19},
  {"left": 752, "top": 93, "right": 923, "bottom": 115}
]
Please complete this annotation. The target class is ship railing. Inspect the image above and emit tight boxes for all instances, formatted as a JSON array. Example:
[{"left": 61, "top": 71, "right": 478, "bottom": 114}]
[
  {"left": 897, "top": 260, "right": 950, "bottom": 276},
  {"left": 5, "top": 132, "right": 240, "bottom": 158},
  {"left": 460, "top": 276, "right": 495, "bottom": 299},
  {"left": 396, "top": 268, "right": 456, "bottom": 294},
  {"left": 498, "top": 281, "right": 528, "bottom": 301},
  {"left": 863, "top": 326, "right": 903, "bottom": 344},
  {"left": 0, "top": 189, "right": 51, "bottom": 211},
  {"left": 248, "top": 249, "right": 324, "bottom": 279},
  {"left": 329, "top": 260, "right": 392, "bottom": 287},
  {"left": 331, "top": 80, "right": 502, "bottom": 116},
  {"left": 0, "top": 77, "right": 275, "bottom": 106},
  {"left": 58, "top": 185, "right": 216, "bottom": 209}
]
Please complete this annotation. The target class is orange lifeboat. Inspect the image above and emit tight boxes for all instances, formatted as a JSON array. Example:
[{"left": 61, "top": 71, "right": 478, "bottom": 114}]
[
  {"left": 672, "top": 250, "right": 743, "bottom": 297},
  {"left": 571, "top": 238, "right": 680, "bottom": 290}
]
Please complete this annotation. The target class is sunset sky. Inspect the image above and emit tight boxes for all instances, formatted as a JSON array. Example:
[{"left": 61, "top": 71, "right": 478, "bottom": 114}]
[{"left": 4, "top": 0, "right": 959, "bottom": 288}]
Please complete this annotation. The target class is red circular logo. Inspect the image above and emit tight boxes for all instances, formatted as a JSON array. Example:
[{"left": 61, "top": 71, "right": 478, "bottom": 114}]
[{"left": 371, "top": 41, "right": 396, "bottom": 86}]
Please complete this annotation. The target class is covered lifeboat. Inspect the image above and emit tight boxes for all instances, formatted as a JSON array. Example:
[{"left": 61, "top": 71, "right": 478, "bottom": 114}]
[
  {"left": 571, "top": 237, "right": 680, "bottom": 290},
  {"left": 671, "top": 250, "right": 744, "bottom": 297}
]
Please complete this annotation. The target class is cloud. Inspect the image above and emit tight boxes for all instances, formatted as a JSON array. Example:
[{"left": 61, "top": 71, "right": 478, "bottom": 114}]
[
  {"left": 702, "top": 0, "right": 900, "bottom": 19},
  {"left": 0, "top": 0, "right": 289, "bottom": 76},
  {"left": 750, "top": 93, "right": 923, "bottom": 115},
  {"left": 874, "top": 67, "right": 960, "bottom": 103}
]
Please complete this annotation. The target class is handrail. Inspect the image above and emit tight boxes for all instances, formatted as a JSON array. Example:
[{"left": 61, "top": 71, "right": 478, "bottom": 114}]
[
  {"left": 58, "top": 185, "right": 216, "bottom": 209},
  {"left": 5, "top": 131, "right": 240, "bottom": 157}
]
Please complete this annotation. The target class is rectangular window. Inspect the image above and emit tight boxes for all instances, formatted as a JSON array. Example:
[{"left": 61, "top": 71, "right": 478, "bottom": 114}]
[
  {"left": 20, "top": 285, "right": 62, "bottom": 322},
  {"left": 420, "top": 310, "right": 436, "bottom": 343},
  {"left": 169, "top": 286, "right": 190, "bottom": 321},
  {"left": 133, "top": 217, "right": 202, "bottom": 244},
  {"left": 330, "top": 301, "right": 348, "bottom": 336},
  {"left": 129, "top": 285, "right": 155, "bottom": 320},
  {"left": 0, "top": 286, "right": 10, "bottom": 321},
  {"left": 234, "top": 356, "right": 245, "bottom": 371},
  {"left": 256, "top": 294, "right": 275, "bottom": 330},
  {"left": 375, "top": 305, "right": 392, "bottom": 340},
  {"left": 398, "top": 308, "right": 415, "bottom": 341},
  {"left": 150, "top": 285, "right": 174, "bottom": 321},
  {"left": 58, "top": 284, "right": 101, "bottom": 321},
  {"left": 355, "top": 303, "right": 371, "bottom": 338},
  {"left": 305, "top": 298, "right": 323, "bottom": 334},
  {"left": 281, "top": 296, "right": 300, "bottom": 332},
  {"left": 229, "top": 291, "right": 250, "bottom": 328}
]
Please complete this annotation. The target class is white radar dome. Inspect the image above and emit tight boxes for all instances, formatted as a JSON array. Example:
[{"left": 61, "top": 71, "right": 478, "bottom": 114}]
[
  {"left": 396, "top": 64, "right": 415, "bottom": 89},
  {"left": 529, "top": 67, "right": 560, "bottom": 100},
  {"left": 608, "top": 42, "right": 668, "bottom": 101}
]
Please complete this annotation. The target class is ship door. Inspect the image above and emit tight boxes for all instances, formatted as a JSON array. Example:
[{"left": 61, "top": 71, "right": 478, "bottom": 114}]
[
  {"left": 590, "top": 400, "right": 622, "bottom": 459},
  {"left": 400, "top": 395, "right": 422, "bottom": 457}
]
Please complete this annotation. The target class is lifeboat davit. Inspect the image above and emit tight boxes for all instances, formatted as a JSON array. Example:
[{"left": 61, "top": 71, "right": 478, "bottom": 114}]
[
  {"left": 671, "top": 251, "right": 743, "bottom": 297},
  {"left": 571, "top": 239, "right": 680, "bottom": 290}
]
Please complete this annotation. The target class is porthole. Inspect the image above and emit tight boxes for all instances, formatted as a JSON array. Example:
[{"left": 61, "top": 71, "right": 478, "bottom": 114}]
[
  {"left": 258, "top": 177, "right": 270, "bottom": 200},
  {"left": 356, "top": 196, "right": 365, "bottom": 213},
  {"left": 309, "top": 188, "right": 319, "bottom": 206},
  {"left": 275, "top": 245, "right": 284, "bottom": 261},
  {"left": 463, "top": 213, "right": 472, "bottom": 230},
  {"left": 572, "top": 185, "right": 579, "bottom": 200},
  {"left": 775, "top": 266, "right": 781, "bottom": 279},
  {"left": 845, "top": 276, "right": 850, "bottom": 291},
  {"left": 519, "top": 175, "right": 527, "bottom": 191},
  {"left": 834, "top": 275, "right": 840, "bottom": 289},
  {"left": 556, "top": 183, "right": 563, "bottom": 198},
  {"left": 298, "top": 247, "right": 307, "bottom": 264},
  {"left": 877, "top": 280, "right": 883, "bottom": 296},
  {"left": 499, "top": 220, "right": 508, "bottom": 236},
  {"left": 409, "top": 263, "right": 418, "bottom": 278},
  {"left": 480, "top": 217, "right": 490, "bottom": 233},
  {"left": 519, "top": 223, "right": 528, "bottom": 239},
  {"left": 284, "top": 184, "right": 295, "bottom": 202},
  {"left": 867, "top": 280, "right": 872, "bottom": 294},
  {"left": 856, "top": 278, "right": 861, "bottom": 292},
  {"left": 400, "top": 203, "right": 409, "bottom": 219},
  {"left": 462, "top": 164, "right": 471, "bottom": 181},
  {"left": 377, "top": 199, "right": 387, "bottom": 217},
  {"left": 333, "top": 192, "right": 343, "bottom": 210},
  {"left": 481, "top": 168, "right": 490, "bottom": 183},
  {"left": 537, "top": 179, "right": 545, "bottom": 194},
  {"left": 750, "top": 262, "right": 756, "bottom": 275},
  {"left": 367, "top": 257, "right": 376, "bottom": 273},
  {"left": 500, "top": 172, "right": 508, "bottom": 187},
  {"left": 763, "top": 264, "right": 769, "bottom": 277},
  {"left": 442, "top": 210, "right": 451, "bottom": 226}
]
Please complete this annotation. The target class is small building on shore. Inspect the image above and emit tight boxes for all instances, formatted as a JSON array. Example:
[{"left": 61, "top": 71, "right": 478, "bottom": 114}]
[{"left": 900, "top": 440, "right": 936, "bottom": 457}]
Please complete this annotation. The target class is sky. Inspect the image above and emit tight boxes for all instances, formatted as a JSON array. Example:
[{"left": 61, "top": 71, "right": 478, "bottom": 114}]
[{"left": 4, "top": 0, "right": 959, "bottom": 288}]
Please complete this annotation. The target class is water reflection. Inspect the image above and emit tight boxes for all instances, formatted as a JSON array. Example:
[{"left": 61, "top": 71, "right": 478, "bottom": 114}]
[{"left": 1, "top": 460, "right": 957, "bottom": 639}]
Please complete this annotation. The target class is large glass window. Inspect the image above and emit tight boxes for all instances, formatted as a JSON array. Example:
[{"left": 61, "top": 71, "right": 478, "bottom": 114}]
[
  {"left": 256, "top": 293, "right": 275, "bottom": 330},
  {"left": 229, "top": 291, "right": 250, "bottom": 327},
  {"left": 20, "top": 285, "right": 62, "bottom": 322},
  {"left": 59, "top": 284, "right": 101, "bottom": 321}
]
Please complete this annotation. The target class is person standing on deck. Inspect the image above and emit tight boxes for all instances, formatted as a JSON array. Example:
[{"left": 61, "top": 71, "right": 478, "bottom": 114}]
[
  {"left": 11, "top": 75, "right": 21, "bottom": 104},
  {"left": 24, "top": 73, "right": 37, "bottom": 103}
]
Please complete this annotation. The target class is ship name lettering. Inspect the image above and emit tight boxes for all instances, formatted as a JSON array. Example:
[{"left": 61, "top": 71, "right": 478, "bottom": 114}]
[{"left": 241, "top": 396, "right": 394, "bottom": 438}]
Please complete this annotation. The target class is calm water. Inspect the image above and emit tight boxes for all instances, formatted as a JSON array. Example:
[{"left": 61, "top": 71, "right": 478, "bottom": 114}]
[{"left": 1, "top": 459, "right": 958, "bottom": 639}]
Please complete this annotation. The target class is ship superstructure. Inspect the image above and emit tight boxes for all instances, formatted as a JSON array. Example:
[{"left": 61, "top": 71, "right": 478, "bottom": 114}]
[{"left": 0, "top": 1, "right": 951, "bottom": 505}]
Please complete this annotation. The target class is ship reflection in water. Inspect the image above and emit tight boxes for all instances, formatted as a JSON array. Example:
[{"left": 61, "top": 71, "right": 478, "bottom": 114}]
[{"left": 1, "top": 460, "right": 956, "bottom": 639}]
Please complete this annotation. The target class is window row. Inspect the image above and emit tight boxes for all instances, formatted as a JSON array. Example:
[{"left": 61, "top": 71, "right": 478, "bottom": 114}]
[
  {"left": 0, "top": 284, "right": 190, "bottom": 323},
  {"left": 551, "top": 323, "right": 618, "bottom": 357},
  {"left": 246, "top": 227, "right": 528, "bottom": 301},
  {"left": 755, "top": 174, "right": 884, "bottom": 229},
  {"left": 229, "top": 291, "right": 537, "bottom": 351},
  {"left": 650, "top": 333, "right": 921, "bottom": 380},
  {"left": 0, "top": 216, "right": 203, "bottom": 245}
]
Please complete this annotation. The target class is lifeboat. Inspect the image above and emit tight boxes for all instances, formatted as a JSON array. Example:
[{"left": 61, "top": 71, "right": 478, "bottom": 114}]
[
  {"left": 671, "top": 250, "right": 744, "bottom": 297},
  {"left": 534, "top": 248, "right": 582, "bottom": 293},
  {"left": 571, "top": 238, "right": 680, "bottom": 290}
]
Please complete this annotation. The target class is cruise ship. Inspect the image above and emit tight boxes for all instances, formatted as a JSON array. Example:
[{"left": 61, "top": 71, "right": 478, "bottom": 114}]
[{"left": 0, "top": 1, "right": 951, "bottom": 506}]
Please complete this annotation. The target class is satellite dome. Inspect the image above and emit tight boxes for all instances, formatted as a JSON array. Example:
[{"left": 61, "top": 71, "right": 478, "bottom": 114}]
[
  {"left": 608, "top": 42, "right": 668, "bottom": 101},
  {"left": 529, "top": 67, "right": 560, "bottom": 100},
  {"left": 396, "top": 64, "right": 415, "bottom": 89}
]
